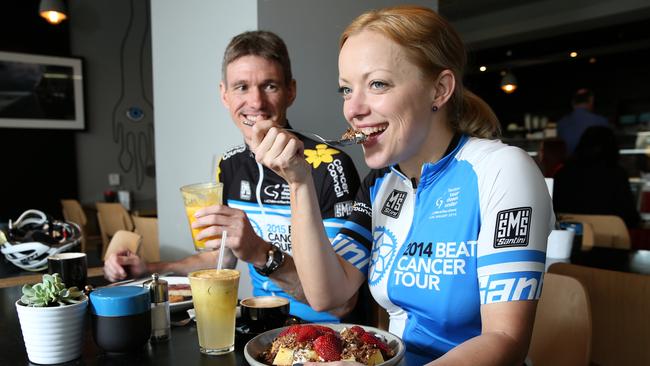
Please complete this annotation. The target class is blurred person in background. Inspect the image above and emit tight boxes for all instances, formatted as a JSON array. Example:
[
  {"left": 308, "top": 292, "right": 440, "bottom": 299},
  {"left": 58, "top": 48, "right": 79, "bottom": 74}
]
[
  {"left": 554, "top": 125, "right": 640, "bottom": 228},
  {"left": 557, "top": 88, "right": 609, "bottom": 155}
]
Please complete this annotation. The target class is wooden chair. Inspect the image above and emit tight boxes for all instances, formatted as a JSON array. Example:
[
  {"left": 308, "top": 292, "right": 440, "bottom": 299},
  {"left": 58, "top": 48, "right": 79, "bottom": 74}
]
[
  {"left": 96, "top": 202, "right": 135, "bottom": 258},
  {"left": 558, "top": 213, "right": 630, "bottom": 249},
  {"left": 61, "top": 199, "right": 88, "bottom": 253},
  {"left": 528, "top": 273, "right": 592, "bottom": 366},
  {"left": 132, "top": 215, "right": 160, "bottom": 262},
  {"left": 103, "top": 230, "right": 142, "bottom": 261},
  {"left": 549, "top": 262, "right": 650, "bottom": 366}
]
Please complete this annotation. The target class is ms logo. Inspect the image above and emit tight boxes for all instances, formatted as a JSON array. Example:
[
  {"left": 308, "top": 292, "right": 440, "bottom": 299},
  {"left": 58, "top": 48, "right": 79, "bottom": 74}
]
[
  {"left": 304, "top": 144, "right": 340, "bottom": 168},
  {"left": 381, "top": 190, "right": 407, "bottom": 218},
  {"left": 494, "top": 207, "right": 531, "bottom": 248},
  {"left": 368, "top": 226, "right": 398, "bottom": 286}
]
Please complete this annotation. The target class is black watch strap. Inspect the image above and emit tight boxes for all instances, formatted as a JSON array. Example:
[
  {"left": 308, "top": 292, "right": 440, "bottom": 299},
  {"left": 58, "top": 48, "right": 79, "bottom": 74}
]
[{"left": 254, "top": 245, "right": 285, "bottom": 276}]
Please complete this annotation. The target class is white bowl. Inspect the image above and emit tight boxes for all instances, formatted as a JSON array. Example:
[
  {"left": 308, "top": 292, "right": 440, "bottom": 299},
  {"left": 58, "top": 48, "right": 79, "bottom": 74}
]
[{"left": 244, "top": 323, "right": 405, "bottom": 366}]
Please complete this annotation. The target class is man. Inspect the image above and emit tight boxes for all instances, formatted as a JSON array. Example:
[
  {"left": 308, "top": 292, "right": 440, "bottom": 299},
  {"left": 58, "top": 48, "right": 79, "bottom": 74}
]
[
  {"left": 104, "top": 31, "right": 362, "bottom": 323},
  {"left": 557, "top": 88, "right": 609, "bottom": 154}
]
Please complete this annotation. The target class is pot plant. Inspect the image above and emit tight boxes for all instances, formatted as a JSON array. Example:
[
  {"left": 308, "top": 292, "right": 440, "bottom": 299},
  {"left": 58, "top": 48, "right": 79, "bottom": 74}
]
[{"left": 16, "top": 273, "right": 88, "bottom": 364}]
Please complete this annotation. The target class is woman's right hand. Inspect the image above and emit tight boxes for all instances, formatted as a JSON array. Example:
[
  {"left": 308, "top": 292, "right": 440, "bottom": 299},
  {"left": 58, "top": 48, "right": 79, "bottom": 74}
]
[{"left": 250, "top": 120, "right": 311, "bottom": 185}]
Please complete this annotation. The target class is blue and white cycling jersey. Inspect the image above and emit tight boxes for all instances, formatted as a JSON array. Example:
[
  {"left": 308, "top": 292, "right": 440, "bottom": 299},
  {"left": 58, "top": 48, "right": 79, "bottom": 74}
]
[
  {"left": 335, "top": 135, "right": 555, "bottom": 364},
  {"left": 217, "top": 131, "right": 361, "bottom": 323}
]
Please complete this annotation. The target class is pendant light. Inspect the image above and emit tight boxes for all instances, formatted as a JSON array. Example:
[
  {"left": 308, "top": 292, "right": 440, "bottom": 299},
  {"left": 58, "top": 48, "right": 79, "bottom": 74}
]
[
  {"left": 39, "top": 0, "right": 68, "bottom": 25},
  {"left": 500, "top": 71, "right": 518, "bottom": 94}
]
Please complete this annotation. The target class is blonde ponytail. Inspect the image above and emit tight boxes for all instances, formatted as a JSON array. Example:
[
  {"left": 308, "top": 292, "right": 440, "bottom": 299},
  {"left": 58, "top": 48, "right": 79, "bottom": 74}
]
[{"left": 454, "top": 89, "right": 501, "bottom": 139}]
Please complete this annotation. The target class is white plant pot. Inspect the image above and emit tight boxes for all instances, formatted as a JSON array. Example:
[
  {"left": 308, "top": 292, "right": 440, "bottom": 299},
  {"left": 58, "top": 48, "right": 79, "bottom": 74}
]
[{"left": 15, "top": 296, "right": 88, "bottom": 364}]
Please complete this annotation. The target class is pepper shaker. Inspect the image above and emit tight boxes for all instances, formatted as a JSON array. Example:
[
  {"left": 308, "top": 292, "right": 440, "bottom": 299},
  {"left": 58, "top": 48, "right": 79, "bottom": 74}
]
[{"left": 145, "top": 273, "right": 170, "bottom": 341}]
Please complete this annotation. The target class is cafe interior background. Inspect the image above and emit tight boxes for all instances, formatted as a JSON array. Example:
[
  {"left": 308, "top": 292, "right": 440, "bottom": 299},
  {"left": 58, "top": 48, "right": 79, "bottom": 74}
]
[{"left": 2, "top": 0, "right": 650, "bottom": 294}]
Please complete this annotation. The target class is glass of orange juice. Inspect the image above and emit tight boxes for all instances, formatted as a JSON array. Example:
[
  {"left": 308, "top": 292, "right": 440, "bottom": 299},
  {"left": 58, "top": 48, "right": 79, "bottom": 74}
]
[{"left": 180, "top": 182, "right": 223, "bottom": 251}]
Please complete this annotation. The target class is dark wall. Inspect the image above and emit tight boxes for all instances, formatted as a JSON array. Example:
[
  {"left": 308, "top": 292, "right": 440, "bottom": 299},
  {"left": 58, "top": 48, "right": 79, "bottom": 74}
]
[
  {"left": 466, "top": 48, "right": 650, "bottom": 127},
  {"left": 465, "top": 19, "right": 650, "bottom": 131},
  {"left": 1, "top": 0, "right": 77, "bottom": 222}
]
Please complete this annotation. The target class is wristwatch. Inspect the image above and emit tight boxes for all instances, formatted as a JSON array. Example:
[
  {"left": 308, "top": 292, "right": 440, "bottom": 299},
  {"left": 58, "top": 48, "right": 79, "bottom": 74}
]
[{"left": 254, "top": 245, "right": 285, "bottom": 276}]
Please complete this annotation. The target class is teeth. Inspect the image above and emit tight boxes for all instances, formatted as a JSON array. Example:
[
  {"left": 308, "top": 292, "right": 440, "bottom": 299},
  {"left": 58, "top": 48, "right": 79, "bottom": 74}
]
[
  {"left": 360, "top": 125, "right": 387, "bottom": 135},
  {"left": 242, "top": 115, "right": 265, "bottom": 126}
]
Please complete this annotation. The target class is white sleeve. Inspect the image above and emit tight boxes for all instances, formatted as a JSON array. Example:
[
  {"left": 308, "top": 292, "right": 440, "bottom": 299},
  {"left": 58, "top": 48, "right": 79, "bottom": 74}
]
[{"left": 474, "top": 146, "right": 555, "bottom": 304}]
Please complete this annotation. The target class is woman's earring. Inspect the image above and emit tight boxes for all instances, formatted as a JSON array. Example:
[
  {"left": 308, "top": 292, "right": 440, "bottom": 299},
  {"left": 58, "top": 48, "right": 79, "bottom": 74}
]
[{"left": 432, "top": 105, "right": 438, "bottom": 112}]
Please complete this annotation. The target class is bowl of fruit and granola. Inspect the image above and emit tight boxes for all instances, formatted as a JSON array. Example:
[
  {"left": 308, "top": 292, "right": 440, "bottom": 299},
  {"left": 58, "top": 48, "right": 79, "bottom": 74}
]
[{"left": 244, "top": 323, "right": 405, "bottom": 366}]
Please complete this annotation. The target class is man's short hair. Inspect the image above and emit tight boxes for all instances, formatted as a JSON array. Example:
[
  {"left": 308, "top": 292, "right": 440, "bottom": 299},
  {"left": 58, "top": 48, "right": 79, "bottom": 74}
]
[
  {"left": 222, "top": 30, "right": 292, "bottom": 86},
  {"left": 572, "top": 88, "right": 594, "bottom": 106}
]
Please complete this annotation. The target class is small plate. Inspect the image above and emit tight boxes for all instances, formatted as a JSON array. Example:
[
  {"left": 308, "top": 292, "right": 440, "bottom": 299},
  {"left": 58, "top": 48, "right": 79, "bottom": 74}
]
[
  {"left": 244, "top": 323, "right": 405, "bottom": 366},
  {"left": 122, "top": 276, "right": 192, "bottom": 313}
]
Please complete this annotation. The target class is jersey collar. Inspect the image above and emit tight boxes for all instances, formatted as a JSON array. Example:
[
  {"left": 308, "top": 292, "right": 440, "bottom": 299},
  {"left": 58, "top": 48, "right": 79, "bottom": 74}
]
[{"left": 390, "top": 134, "right": 468, "bottom": 187}]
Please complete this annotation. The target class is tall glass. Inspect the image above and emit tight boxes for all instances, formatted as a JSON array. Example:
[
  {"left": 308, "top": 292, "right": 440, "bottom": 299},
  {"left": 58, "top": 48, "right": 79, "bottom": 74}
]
[
  {"left": 180, "top": 182, "right": 223, "bottom": 251},
  {"left": 189, "top": 269, "right": 240, "bottom": 355}
]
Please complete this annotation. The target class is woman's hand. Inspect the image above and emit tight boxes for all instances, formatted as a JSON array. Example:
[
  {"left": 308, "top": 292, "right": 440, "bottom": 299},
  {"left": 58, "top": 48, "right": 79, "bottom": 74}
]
[{"left": 250, "top": 120, "right": 311, "bottom": 185}]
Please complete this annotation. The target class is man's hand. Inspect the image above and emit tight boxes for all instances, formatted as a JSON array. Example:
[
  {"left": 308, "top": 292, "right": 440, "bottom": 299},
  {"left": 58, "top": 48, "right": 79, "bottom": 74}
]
[
  {"left": 103, "top": 250, "right": 148, "bottom": 282},
  {"left": 193, "top": 205, "right": 270, "bottom": 267}
]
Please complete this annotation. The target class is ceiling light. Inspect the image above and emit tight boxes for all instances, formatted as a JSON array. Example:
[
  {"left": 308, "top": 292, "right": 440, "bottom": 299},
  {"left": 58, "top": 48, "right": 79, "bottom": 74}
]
[
  {"left": 39, "top": 0, "right": 68, "bottom": 25},
  {"left": 500, "top": 71, "right": 517, "bottom": 94},
  {"left": 589, "top": 57, "right": 597, "bottom": 64},
  {"left": 570, "top": 51, "right": 578, "bottom": 58},
  {"left": 479, "top": 66, "right": 487, "bottom": 72}
]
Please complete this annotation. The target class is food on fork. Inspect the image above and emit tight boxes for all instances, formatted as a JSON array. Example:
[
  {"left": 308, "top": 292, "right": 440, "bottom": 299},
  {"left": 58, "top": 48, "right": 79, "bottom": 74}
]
[
  {"left": 258, "top": 324, "right": 395, "bottom": 365},
  {"left": 341, "top": 127, "right": 367, "bottom": 144},
  {"left": 168, "top": 283, "right": 192, "bottom": 303}
]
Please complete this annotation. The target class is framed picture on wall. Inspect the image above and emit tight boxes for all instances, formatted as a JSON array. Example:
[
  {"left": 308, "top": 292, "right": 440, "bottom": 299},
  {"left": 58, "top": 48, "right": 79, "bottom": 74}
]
[{"left": 0, "top": 51, "right": 85, "bottom": 130}]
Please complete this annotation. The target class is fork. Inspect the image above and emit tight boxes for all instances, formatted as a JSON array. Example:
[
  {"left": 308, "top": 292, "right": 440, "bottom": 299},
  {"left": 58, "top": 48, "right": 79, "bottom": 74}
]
[
  {"left": 241, "top": 120, "right": 365, "bottom": 147},
  {"left": 285, "top": 128, "right": 366, "bottom": 147}
]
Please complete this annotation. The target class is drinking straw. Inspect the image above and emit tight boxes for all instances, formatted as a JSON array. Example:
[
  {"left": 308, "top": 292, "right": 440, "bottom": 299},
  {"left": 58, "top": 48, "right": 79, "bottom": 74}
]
[{"left": 217, "top": 230, "right": 227, "bottom": 270}]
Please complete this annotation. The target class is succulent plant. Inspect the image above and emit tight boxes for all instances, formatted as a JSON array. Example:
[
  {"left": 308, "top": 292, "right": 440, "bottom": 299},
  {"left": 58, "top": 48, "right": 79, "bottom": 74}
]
[{"left": 20, "top": 273, "right": 84, "bottom": 307}]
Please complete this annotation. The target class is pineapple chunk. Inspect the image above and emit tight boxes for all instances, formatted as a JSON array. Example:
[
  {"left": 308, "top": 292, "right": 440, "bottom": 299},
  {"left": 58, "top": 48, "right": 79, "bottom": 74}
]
[
  {"left": 342, "top": 355, "right": 357, "bottom": 362},
  {"left": 367, "top": 349, "right": 385, "bottom": 366},
  {"left": 272, "top": 347, "right": 294, "bottom": 366}
]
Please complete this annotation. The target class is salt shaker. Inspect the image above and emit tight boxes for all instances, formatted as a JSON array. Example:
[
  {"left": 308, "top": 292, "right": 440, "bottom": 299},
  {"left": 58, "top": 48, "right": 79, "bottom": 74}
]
[{"left": 145, "top": 273, "right": 170, "bottom": 341}]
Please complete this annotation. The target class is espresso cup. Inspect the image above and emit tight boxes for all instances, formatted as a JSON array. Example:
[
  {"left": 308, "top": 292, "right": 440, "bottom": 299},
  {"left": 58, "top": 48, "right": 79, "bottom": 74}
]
[
  {"left": 48, "top": 252, "right": 88, "bottom": 290},
  {"left": 240, "top": 296, "right": 290, "bottom": 334}
]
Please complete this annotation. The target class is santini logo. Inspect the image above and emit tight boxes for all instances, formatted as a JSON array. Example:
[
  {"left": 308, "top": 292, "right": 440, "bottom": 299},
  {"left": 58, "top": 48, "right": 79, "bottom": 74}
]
[
  {"left": 494, "top": 207, "right": 531, "bottom": 248},
  {"left": 381, "top": 190, "right": 407, "bottom": 219}
]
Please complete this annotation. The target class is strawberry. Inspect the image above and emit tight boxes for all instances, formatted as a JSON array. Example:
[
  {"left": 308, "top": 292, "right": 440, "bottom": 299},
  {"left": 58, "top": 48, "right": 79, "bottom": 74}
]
[
  {"left": 350, "top": 325, "right": 366, "bottom": 336},
  {"left": 278, "top": 324, "right": 302, "bottom": 337},
  {"left": 313, "top": 334, "right": 342, "bottom": 361},
  {"left": 313, "top": 325, "right": 337, "bottom": 335},
  {"left": 296, "top": 325, "right": 322, "bottom": 343},
  {"left": 360, "top": 332, "right": 391, "bottom": 355}
]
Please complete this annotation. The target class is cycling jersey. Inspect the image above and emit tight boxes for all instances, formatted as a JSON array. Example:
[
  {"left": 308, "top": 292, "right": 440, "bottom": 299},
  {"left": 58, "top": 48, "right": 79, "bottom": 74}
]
[
  {"left": 334, "top": 135, "right": 555, "bottom": 364},
  {"left": 217, "top": 132, "right": 361, "bottom": 323}
]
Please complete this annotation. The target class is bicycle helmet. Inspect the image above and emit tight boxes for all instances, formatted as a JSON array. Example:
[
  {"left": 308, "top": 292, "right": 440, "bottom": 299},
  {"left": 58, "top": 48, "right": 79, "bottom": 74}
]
[{"left": 1, "top": 209, "right": 82, "bottom": 271}]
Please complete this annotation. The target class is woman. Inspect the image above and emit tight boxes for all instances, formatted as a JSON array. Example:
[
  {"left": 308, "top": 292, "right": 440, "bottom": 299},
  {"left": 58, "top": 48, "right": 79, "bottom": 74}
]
[{"left": 251, "top": 5, "right": 554, "bottom": 365}]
